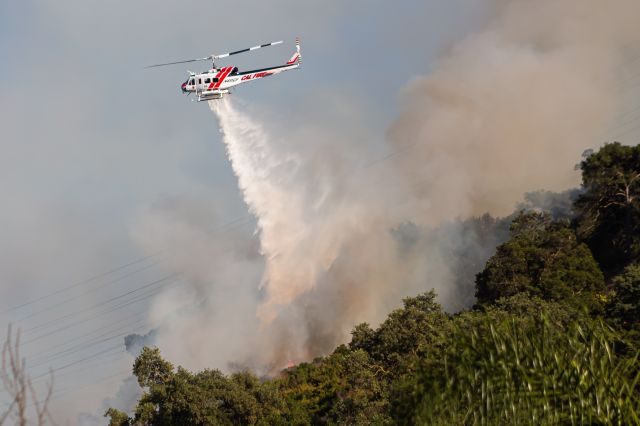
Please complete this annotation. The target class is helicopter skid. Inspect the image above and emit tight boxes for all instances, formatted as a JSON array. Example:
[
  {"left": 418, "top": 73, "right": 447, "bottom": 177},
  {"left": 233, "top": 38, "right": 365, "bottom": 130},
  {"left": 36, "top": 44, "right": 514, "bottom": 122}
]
[{"left": 197, "top": 89, "right": 229, "bottom": 101}]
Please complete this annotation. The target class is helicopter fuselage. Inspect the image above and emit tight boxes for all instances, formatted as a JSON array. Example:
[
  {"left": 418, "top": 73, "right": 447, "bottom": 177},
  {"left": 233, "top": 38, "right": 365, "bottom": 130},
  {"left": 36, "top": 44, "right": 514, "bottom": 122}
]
[{"left": 181, "top": 58, "right": 299, "bottom": 101}]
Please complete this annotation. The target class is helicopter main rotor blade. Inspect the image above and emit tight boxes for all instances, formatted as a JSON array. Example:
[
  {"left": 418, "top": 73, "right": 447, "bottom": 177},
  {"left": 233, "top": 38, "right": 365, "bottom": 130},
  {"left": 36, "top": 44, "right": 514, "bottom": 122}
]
[
  {"left": 144, "top": 56, "right": 212, "bottom": 69},
  {"left": 214, "top": 40, "right": 283, "bottom": 59},
  {"left": 145, "top": 40, "right": 283, "bottom": 68}
]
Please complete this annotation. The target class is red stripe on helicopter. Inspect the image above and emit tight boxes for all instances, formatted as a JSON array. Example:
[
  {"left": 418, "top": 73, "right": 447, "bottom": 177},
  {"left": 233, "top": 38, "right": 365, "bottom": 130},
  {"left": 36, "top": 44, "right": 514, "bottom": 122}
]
[
  {"left": 208, "top": 69, "right": 224, "bottom": 90},
  {"left": 219, "top": 67, "right": 233, "bottom": 87},
  {"left": 286, "top": 54, "right": 299, "bottom": 65},
  {"left": 213, "top": 67, "right": 234, "bottom": 89}
]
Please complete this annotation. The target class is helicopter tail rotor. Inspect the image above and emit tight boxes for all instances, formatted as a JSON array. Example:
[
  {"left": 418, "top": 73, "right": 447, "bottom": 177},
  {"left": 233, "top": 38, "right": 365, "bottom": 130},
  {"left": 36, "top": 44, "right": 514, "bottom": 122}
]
[{"left": 286, "top": 37, "right": 301, "bottom": 66}]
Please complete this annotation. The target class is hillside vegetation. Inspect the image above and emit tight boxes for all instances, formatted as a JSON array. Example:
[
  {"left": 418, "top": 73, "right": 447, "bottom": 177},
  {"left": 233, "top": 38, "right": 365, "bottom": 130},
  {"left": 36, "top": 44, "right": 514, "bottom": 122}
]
[{"left": 106, "top": 143, "right": 640, "bottom": 425}]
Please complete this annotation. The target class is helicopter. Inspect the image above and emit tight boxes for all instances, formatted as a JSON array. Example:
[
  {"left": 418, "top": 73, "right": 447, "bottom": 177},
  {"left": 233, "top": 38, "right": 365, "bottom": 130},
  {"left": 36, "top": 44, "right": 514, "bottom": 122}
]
[{"left": 146, "top": 38, "right": 301, "bottom": 101}]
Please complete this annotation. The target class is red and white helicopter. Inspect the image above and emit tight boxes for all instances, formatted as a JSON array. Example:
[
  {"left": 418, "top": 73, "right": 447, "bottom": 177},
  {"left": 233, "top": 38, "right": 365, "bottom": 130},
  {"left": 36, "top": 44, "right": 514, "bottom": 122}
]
[{"left": 146, "top": 38, "right": 301, "bottom": 101}]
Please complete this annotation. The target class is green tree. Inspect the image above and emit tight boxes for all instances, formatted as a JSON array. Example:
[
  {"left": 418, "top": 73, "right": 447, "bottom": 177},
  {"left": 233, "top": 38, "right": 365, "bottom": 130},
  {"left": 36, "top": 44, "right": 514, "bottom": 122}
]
[
  {"left": 476, "top": 212, "right": 605, "bottom": 310},
  {"left": 104, "top": 408, "right": 129, "bottom": 426},
  {"left": 133, "top": 346, "right": 174, "bottom": 388},
  {"left": 359, "top": 291, "right": 450, "bottom": 377},
  {"left": 349, "top": 323, "right": 375, "bottom": 354},
  {"left": 607, "top": 264, "right": 640, "bottom": 331},
  {"left": 279, "top": 346, "right": 390, "bottom": 425},
  {"left": 135, "top": 366, "right": 271, "bottom": 425},
  {"left": 575, "top": 142, "right": 640, "bottom": 274},
  {"left": 117, "top": 347, "right": 302, "bottom": 425}
]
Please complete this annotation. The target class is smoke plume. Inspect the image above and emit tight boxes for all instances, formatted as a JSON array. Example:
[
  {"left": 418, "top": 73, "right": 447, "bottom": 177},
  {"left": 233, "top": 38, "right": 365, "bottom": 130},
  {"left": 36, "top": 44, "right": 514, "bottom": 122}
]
[
  {"left": 207, "top": 97, "right": 422, "bottom": 364},
  {"left": 388, "top": 0, "right": 640, "bottom": 222},
  {"left": 133, "top": 0, "right": 640, "bottom": 372}
]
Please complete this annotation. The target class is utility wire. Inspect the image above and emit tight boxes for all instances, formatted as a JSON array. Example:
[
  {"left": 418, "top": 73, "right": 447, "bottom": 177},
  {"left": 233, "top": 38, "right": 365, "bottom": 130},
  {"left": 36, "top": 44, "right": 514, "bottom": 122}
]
[
  {"left": 0, "top": 253, "right": 159, "bottom": 314},
  {"left": 31, "top": 344, "right": 125, "bottom": 381},
  {"left": 27, "top": 310, "right": 146, "bottom": 361},
  {"left": 22, "top": 277, "right": 179, "bottom": 345},
  {"left": 23, "top": 274, "right": 178, "bottom": 335},
  {"left": 28, "top": 321, "right": 148, "bottom": 370},
  {"left": 15, "top": 259, "right": 164, "bottom": 323},
  {"left": 2, "top": 214, "right": 252, "bottom": 319}
]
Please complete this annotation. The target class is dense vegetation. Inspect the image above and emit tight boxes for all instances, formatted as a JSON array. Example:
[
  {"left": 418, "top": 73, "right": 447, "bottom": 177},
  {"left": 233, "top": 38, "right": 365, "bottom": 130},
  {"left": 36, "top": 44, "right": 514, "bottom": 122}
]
[{"left": 106, "top": 143, "right": 640, "bottom": 425}]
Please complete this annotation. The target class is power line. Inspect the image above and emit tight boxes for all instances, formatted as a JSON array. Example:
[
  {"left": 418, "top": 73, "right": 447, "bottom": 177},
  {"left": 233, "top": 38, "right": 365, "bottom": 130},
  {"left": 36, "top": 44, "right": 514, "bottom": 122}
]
[
  {"left": 15, "top": 259, "right": 164, "bottom": 323},
  {"left": 0, "top": 253, "right": 159, "bottom": 314},
  {"left": 48, "top": 369, "right": 132, "bottom": 403},
  {"left": 28, "top": 321, "right": 148, "bottom": 370},
  {"left": 2, "top": 367, "right": 132, "bottom": 411},
  {"left": 23, "top": 274, "right": 178, "bottom": 335},
  {"left": 611, "top": 120, "right": 640, "bottom": 142},
  {"left": 29, "top": 369, "right": 133, "bottom": 411},
  {"left": 27, "top": 310, "right": 146, "bottom": 361},
  {"left": 22, "top": 277, "right": 179, "bottom": 345},
  {"left": 31, "top": 344, "right": 125, "bottom": 381},
  {"left": 30, "top": 351, "right": 126, "bottom": 386},
  {"left": 1, "top": 214, "right": 253, "bottom": 320}
]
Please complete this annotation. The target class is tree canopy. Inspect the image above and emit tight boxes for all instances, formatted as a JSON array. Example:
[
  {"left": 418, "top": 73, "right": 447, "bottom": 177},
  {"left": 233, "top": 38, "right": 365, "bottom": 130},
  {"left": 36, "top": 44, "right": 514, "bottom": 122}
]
[
  {"left": 475, "top": 212, "right": 605, "bottom": 310},
  {"left": 575, "top": 142, "right": 640, "bottom": 274}
]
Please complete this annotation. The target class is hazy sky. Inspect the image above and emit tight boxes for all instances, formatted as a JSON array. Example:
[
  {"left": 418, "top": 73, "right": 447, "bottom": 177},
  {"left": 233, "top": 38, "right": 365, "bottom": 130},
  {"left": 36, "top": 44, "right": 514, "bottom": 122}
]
[
  {"left": 3, "top": 1, "right": 640, "bottom": 424},
  {"left": 0, "top": 1, "right": 486, "bottom": 423}
]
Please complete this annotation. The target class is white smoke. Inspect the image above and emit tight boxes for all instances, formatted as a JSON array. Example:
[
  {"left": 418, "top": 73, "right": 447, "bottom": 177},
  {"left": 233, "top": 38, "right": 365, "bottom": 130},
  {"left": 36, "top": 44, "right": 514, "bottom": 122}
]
[
  {"left": 388, "top": 0, "right": 640, "bottom": 222},
  {"left": 207, "top": 98, "right": 423, "bottom": 364},
  {"left": 129, "top": 0, "right": 640, "bottom": 374},
  {"left": 130, "top": 193, "right": 266, "bottom": 371}
]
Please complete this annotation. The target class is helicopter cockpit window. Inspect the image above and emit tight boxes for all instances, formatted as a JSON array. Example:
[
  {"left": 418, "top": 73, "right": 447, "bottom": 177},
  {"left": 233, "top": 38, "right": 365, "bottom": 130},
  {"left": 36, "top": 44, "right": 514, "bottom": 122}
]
[
  {"left": 188, "top": 79, "right": 194, "bottom": 85},
  {"left": 231, "top": 67, "right": 239, "bottom": 75}
]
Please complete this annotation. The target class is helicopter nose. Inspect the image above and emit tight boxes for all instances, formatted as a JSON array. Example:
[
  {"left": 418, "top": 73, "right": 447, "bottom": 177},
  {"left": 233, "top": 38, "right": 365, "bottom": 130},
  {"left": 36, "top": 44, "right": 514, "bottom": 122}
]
[{"left": 181, "top": 82, "right": 187, "bottom": 92}]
